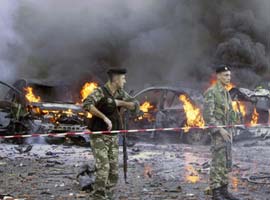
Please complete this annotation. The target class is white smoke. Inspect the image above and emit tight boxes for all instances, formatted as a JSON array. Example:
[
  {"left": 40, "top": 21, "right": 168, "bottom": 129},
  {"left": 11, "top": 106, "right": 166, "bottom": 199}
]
[{"left": 0, "top": 0, "right": 22, "bottom": 82}]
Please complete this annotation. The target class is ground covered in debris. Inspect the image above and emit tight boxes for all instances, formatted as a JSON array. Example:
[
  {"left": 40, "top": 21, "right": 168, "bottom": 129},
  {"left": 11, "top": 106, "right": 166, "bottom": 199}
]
[{"left": 1, "top": 138, "right": 270, "bottom": 200}]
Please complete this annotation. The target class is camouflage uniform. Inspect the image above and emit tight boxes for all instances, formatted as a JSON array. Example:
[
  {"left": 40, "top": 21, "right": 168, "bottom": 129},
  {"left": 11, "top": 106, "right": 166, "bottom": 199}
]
[
  {"left": 203, "top": 81, "right": 239, "bottom": 190},
  {"left": 83, "top": 82, "right": 139, "bottom": 200}
]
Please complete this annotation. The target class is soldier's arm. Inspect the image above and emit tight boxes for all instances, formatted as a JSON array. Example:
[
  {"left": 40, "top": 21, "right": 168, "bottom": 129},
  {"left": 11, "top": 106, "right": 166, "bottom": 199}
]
[
  {"left": 82, "top": 88, "right": 103, "bottom": 112},
  {"left": 116, "top": 90, "right": 140, "bottom": 113},
  {"left": 203, "top": 90, "right": 223, "bottom": 133}
]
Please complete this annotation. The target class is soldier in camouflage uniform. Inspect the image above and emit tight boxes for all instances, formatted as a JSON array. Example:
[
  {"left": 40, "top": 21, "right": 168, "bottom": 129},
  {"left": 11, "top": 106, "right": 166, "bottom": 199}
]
[
  {"left": 203, "top": 65, "right": 240, "bottom": 200},
  {"left": 83, "top": 68, "right": 139, "bottom": 200}
]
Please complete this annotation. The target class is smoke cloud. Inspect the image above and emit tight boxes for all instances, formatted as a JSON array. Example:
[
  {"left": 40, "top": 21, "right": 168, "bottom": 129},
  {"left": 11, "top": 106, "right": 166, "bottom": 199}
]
[
  {"left": 0, "top": 0, "right": 23, "bottom": 82},
  {"left": 2, "top": 0, "right": 270, "bottom": 90}
]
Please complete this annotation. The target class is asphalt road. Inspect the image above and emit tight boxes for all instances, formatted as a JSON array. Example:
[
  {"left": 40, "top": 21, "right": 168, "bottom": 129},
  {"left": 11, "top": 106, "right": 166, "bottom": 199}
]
[{"left": 1, "top": 138, "right": 270, "bottom": 200}]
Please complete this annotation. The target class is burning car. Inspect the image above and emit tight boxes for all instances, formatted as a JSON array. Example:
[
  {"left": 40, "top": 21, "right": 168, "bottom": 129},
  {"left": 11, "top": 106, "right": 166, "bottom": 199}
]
[
  {"left": 0, "top": 79, "right": 94, "bottom": 145},
  {"left": 1, "top": 78, "right": 267, "bottom": 146},
  {"left": 128, "top": 86, "right": 209, "bottom": 145},
  {"left": 229, "top": 86, "right": 270, "bottom": 140},
  {"left": 130, "top": 83, "right": 270, "bottom": 145}
]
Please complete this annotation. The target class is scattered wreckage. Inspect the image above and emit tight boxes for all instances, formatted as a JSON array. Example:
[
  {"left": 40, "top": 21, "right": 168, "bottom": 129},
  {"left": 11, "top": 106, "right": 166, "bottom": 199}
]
[
  {"left": 129, "top": 86, "right": 209, "bottom": 145},
  {"left": 0, "top": 79, "right": 90, "bottom": 145},
  {"left": 1, "top": 79, "right": 270, "bottom": 146},
  {"left": 230, "top": 86, "right": 270, "bottom": 140}
]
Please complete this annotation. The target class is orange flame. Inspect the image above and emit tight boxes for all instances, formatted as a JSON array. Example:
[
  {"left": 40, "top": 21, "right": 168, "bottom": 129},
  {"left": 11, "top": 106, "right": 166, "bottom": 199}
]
[
  {"left": 250, "top": 108, "right": 259, "bottom": 126},
  {"left": 231, "top": 176, "right": 239, "bottom": 192},
  {"left": 80, "top": 82, "right": 98, "bottom": 102},
  {"left": 63, "top": 109, "right": 73, "bottom": 117},
  {"left": 225, "top": 83, "right": 235, "bottom": 91},
  {"left": 24, "top": 87, "right": 41, "bottom": 103},
  {"left": 185, "top": 165, "right": 200, "bottom": 183},
  {"left": 140, "top": 101, "right": 154, "bottom": 113},
  {"left": 138, "top": 101, "right": 155, "bottom": 121},
  {"left": 179, "top": 94, "right": 205, "bottom": 132},
  {"left": 232, "top": 101, "right": 246, "bottom": 117}
]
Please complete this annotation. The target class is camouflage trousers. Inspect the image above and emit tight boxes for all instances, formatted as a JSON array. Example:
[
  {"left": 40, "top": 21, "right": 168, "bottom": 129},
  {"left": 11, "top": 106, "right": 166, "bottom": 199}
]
[
  {"left": 90, "top": 134, "right": 119, "bottom": 200},
  {"left": 209, "top": 132, "right": 232, "bottom": 190}
]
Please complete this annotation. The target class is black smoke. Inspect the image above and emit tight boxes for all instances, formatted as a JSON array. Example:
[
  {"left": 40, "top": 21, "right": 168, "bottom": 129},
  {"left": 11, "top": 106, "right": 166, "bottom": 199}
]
[{"left": 1, "top": 0, "right": 270, "bottom": 90}]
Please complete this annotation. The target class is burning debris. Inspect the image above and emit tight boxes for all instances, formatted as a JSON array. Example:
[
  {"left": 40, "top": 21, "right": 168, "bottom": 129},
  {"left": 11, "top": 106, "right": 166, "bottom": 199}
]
[
  {"left": 138, "top": 101, "right": 155, "bottom": 122},
  {"left": 0, "top": 79, "right": 99, "bottom": 145},
  {"left": 250, "top": 108, "right": 259, "bottom": 126},
  {"left": 24, "top": 87, "right": 41, "bottom": 103},
  {"left": 1, "top": 79, "right": 270, "bottom": 146},
  {"left": 185, "top": 165, "right": 200, "bottom": 184},
  {"left": 179, "top": 94, "right": 205, "bottom": 132}
]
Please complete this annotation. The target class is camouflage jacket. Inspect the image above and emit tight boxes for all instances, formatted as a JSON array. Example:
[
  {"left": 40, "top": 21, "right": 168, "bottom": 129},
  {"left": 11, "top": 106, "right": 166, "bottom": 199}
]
[
  {"left": 203, "top": 81, "right": 239, "bottom": 133},
  {"left": 83, "top": 82, "right": 140, "bottom": 114}
]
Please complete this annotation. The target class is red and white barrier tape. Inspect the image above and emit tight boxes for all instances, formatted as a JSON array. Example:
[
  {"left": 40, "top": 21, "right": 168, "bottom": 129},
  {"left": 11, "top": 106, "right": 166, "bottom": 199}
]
[{"left": 0, "top": 123, "right": 268, "bottom": 139}]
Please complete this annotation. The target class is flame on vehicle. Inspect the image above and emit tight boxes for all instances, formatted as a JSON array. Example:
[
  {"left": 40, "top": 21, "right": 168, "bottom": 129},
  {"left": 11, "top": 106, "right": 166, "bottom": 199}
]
[
  {"left": 24, "top": 87, "right": 41, "bottom": 103},
  {"left": 179, "top": 94, "right": 205, "bottom": 132},
  {"left": 138, "top": 101, "right": 155, "bottom": 122},
  {"left": 250, "top": 108, "right": 259, "bottom": 126}
]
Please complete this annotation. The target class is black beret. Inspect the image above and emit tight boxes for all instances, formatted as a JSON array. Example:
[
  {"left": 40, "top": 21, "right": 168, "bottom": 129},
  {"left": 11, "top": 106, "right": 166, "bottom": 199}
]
[
  {"left": 107, "top": 68, "right": 127, "bottom": 75},
  {"left": 215, "top": 65, "right": 231, "bottom": 74}
]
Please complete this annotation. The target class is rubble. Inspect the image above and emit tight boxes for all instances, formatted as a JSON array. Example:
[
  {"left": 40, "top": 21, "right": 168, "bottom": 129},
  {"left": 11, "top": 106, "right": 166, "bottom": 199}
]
[
  {"left": 0, "top": 137, "right": 270, "bottom": 199},
  {"left": 77, "top": 164, "right": 95, "bottom": 191}
]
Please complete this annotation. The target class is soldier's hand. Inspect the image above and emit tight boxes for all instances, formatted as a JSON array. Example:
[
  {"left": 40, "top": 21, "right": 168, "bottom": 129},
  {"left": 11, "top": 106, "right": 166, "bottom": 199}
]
[
  {"left": 115, "top": 99, "right": 135, "bottom": 110},
  {"left": 220, "top": 128, "right": 231, "bottom": 142},
  {"left": 103, "top": 117, "right": 112, "bottom": 131}
]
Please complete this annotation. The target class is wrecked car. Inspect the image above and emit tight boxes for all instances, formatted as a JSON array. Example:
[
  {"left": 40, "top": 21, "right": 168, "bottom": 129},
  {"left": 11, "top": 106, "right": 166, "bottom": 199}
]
[
  {"left": 1, "top": 79, "right": 269, "bottom": 146},
  {"left": 128, "top": 86, "right": 210, "bottom": 145},
  {"left": 130, "top": 85, "right": 270, "bottom": 145},
  {"left": 0, "top": 79, "right": 91, "bottom": 145},
  {"left": 229, "top": 86, "right": 270, "bottom": 140}
]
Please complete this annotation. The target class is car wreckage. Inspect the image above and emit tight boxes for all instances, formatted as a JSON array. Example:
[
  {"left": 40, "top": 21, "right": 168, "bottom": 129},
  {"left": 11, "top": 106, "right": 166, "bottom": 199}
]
[
  {"left": 0, "top": 79, "right": 91, "bottom": 145},
  {"left": 0, "top": 79, "right": 269, "bottom": 145},
  {"left": 229, "top": 86, "right": 270, "bottom": 140},
  {"left": 129, "top": 86, "right": 209, "bottom": 144}
]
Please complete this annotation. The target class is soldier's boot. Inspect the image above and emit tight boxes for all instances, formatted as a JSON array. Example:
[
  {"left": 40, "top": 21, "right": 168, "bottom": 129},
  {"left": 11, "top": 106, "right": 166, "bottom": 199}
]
[
  {"left": 220, "top": 184, "right": 240, "bottom": 200},
  {"left": 212, "top": 187, "right": 226, "bottom": 200}
]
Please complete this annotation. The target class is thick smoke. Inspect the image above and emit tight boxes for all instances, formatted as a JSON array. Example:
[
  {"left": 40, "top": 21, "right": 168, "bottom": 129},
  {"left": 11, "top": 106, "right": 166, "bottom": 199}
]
[
  {"left": 5, "top": 0, "right": 270, "bottom": 90},
  {"left": 0, "top": 0, "right": 22, "bottom": 82}
]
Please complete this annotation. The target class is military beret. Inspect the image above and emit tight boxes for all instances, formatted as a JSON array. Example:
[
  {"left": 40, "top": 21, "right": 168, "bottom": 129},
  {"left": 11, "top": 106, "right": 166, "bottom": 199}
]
[
  {"left": 215, "top": 65, "right": 231, "bottom": 74},
  {"left": 107, "top": 68, "right": 127, "bottom": 75}
]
